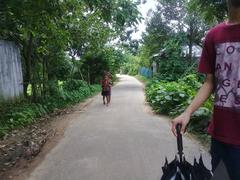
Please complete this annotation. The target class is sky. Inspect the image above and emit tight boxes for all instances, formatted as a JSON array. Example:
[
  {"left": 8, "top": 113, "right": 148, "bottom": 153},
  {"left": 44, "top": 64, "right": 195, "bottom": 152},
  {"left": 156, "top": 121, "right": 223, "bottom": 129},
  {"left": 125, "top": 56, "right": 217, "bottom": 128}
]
[{"left": 131, "top": 0, "right": 157, "bottom": 40}]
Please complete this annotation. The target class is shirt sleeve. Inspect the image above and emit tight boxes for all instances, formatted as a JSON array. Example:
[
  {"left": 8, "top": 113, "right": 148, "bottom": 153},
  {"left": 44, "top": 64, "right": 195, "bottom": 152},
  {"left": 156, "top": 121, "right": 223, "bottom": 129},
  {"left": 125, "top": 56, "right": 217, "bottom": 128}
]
[{"left": 198, "top": 31, "right": 216, "bottom": 74}]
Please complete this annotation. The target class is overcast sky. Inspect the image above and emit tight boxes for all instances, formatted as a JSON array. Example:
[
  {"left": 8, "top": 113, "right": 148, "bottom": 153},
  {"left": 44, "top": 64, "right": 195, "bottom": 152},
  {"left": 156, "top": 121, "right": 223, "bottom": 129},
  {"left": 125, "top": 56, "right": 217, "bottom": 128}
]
[{"left": 131, "top": 0, "right": 157, "bottom": 40}]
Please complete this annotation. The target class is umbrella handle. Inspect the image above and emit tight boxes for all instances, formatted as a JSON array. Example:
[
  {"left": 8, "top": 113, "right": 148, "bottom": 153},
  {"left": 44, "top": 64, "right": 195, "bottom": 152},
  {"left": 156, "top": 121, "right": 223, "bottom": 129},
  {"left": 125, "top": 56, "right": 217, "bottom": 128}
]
[{"left": 176, "top": 124, "right": 183, "bottom": 163}]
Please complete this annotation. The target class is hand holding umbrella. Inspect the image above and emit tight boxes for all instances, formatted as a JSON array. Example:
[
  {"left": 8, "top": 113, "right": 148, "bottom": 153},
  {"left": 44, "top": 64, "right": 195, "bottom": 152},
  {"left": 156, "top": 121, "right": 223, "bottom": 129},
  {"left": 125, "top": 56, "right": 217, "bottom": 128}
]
[{"left": 161, "top": 124, "right": 212, "bottom": 180}]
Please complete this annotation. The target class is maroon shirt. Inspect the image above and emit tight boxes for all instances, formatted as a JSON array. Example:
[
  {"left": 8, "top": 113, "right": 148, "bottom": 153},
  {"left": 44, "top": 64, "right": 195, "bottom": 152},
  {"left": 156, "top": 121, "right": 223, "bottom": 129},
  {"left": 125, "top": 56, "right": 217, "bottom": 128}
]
[
  {"left": 199, "top": 22, "right": 240, "bottom": 145},
  {"left": 100, "top": 78, "right": 111, "bottom": 91}
]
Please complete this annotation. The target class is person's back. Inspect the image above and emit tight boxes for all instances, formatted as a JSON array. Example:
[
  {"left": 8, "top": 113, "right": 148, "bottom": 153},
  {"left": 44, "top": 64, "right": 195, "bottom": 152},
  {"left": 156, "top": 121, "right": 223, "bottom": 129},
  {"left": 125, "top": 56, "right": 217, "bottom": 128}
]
[
  {"left": 100, "top": 75, "right": 111, "bottom": 106},
  {"left": 101, "top": 76, "right": 111, "bottom": 91}
]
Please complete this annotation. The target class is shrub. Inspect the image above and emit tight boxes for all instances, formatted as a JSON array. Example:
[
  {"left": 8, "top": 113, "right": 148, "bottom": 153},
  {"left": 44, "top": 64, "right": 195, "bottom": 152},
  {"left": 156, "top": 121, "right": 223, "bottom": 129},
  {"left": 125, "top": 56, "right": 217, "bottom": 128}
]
[
  {"left": 62, "top": 79, "right": 88, "bottom": 91},
  {"left": 146, "top": 80, "right": 192, "bottom": 114},
  {"left": 145, "top": 74, "right": 213, "bottom": 135},
  {"left": 0, "top": 81, "right": 101, "bottom": 138}
]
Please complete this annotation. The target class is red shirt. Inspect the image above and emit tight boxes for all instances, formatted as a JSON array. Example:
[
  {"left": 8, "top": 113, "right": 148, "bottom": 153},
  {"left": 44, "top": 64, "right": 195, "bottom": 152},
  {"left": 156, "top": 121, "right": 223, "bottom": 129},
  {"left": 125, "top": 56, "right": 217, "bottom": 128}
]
[
  {"left": 199, "top": 22, "right": 240, "bottom": 145},
  {"left": 100, "top": 78, "right": 111, "bottom": 91}
]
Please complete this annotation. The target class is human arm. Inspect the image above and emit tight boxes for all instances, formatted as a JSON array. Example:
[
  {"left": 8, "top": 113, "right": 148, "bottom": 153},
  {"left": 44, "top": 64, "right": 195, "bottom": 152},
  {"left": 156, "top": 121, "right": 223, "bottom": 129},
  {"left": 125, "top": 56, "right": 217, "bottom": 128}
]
[{"left": 171, "top": 74, "right": 214, "bottom": 136}]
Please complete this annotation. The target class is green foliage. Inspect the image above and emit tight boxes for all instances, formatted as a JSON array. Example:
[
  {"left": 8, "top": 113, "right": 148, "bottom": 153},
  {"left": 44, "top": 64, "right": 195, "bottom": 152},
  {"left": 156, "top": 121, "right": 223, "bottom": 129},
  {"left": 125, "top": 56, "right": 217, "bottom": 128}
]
[
  {"left": 146, "top": 74, "right": 213, "bottom": 135},
  {"left": 146, "top": 80, "right": 192, "bottom": 114},
  {"left": 136, "top": 75, "right": 150, "bottom": 84},
  {"left": 0, "top": 0, "right": 141, "bottom": 100},
  {"left": 135, "top": 0, "right": 219, "bottom": 143},
  {"left": 122, "top": 54, "right": 141, "bottom": 76},
  {"left": 62, "top": 80, "right": 88, "bottom": 91},
  {"left": 188, "top": 0, "right": 227, "bottom": 24},
  {"left": 81, "top": 50, "right": 110, "bottom": 84},
  {"left": 152, "top": 38, "right": 193, "bottom": 81},
  {"left": 0, "top": 0, "right": 141, "bottom": 136},
  {"left": 48, "top": 57, "right": 73, "bottom": 81},
  {"left": 0, "top": 0, "right": 141, "bottom": 137},
  {"left": 179, "top": 74, "right": 202, "bottom": 89},
  {"left": 0, "top": 81, "right": 101, "bottom": 138},
  {"left": 78, "top": 47, "right": 127, "bottom": 84},
  {"left": 137, "top": 0, "right": 211, "bottom": 78}
]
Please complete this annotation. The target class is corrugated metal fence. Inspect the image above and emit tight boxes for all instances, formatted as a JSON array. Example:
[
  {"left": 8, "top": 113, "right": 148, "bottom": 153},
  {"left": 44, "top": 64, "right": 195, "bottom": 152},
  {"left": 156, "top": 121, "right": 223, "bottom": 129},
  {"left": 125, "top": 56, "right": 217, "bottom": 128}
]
[{"left": 0, "top": 40, "right": 23, "bottom": 101}]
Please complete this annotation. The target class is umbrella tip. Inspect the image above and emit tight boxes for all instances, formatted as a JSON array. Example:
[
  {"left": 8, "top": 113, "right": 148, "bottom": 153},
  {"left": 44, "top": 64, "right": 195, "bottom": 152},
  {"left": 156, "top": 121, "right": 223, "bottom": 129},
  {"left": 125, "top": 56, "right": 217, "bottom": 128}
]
[
  {"left": 199, "top": 155, "right": 204, "bottom": 164},
  {"left": 183, "top": 156, "right": 186, "bottom": 162},
  {"left": 194, "top": 157, "right": 198, "bottom": 164},
  {"left": 163, "top": 157, "right": 168, "bottom": 171},
  {"left": 165, "top": 157, "right": 168, "bottom": 164}
]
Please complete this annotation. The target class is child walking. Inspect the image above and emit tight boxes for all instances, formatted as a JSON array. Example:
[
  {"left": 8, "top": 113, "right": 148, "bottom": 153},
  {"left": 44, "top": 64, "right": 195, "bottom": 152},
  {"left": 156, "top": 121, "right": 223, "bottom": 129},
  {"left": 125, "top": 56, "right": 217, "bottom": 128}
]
[{"left": 100, "top": 73, "right": 111, "bottom": 106}]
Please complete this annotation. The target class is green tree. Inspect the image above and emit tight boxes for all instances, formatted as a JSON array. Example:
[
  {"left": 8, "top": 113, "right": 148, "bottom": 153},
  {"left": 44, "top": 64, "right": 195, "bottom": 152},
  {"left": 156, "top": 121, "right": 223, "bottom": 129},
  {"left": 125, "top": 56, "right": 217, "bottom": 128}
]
[
  {"left": 140, "top": 0, "right": 209, "bottom": 64},
  {"left": 0, "top": 0, "right": 141, "bottom": 101},
  {"left": 188, "top": 0, "right": 227, "bottom": 24}
]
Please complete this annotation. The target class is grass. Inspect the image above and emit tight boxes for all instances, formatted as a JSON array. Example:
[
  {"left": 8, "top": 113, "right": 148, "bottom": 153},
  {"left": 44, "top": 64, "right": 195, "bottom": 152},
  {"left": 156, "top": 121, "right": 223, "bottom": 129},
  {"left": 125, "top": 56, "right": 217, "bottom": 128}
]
[
  {"left": 0, "top": 83, "right": 101, "bottom": 138},
  {"left": 135, "top": 75, "right": 150, "bottom": 84}
]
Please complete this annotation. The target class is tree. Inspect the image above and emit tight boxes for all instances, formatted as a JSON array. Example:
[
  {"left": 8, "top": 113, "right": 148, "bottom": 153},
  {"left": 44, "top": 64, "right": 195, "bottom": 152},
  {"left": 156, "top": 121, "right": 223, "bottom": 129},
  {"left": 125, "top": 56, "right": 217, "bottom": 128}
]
[
  {"left": 0, "top": 0, "right": 141, "bottom": 101},
  {"left": 142, "top": 11, "right": 172, "bottom": 56},
  {"left": 140, "top": 0, "right": 209, "bottom": 63},
  {"left": 188, "top": 0, "right": 228, "bottom": 24}
]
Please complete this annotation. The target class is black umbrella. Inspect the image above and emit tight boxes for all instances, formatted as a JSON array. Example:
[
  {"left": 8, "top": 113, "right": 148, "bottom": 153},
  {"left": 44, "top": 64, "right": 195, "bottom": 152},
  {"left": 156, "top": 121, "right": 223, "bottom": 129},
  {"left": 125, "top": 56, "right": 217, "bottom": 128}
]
[{"left": 161, "top": 124, "right": 213, "bottom": 180}]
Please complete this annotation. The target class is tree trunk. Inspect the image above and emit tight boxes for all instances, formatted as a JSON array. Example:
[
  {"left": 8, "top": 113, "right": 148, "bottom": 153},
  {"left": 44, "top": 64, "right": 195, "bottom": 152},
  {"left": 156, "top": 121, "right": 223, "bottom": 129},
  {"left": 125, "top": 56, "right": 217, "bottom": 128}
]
[
  {"left": 42, "top": 57, "right": 46, "bottom": 96},
  {"left": 189, "top": 39, "right": 193, "bottom": 61},
  {"left": 71, "top": 55, "right": 75, "bottom": 80},
  {"left": 46, "top": 59, "right": 58, "bottom": 96},
  {"left": 79, "top": 68, "right": 85, "bottom": 81},
  {"left": 188, "top": 21, "right": 194, "bottom": 61},
  {"left": 23, "top": 33, "right": 33, "bottom": 98},
  {"left": 88, "top": 65, "right": 90, "bottom": 85}
]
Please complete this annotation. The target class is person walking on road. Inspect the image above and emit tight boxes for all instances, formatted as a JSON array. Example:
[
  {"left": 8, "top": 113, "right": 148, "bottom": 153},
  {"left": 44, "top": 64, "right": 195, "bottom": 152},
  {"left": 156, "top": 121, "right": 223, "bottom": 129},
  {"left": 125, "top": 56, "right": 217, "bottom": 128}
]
[
  {"left": 100, "top": 72, "right": 112, "bottom": 106},
  {"left": 172, "top": 1, "right": 240, "bottom": 179}
]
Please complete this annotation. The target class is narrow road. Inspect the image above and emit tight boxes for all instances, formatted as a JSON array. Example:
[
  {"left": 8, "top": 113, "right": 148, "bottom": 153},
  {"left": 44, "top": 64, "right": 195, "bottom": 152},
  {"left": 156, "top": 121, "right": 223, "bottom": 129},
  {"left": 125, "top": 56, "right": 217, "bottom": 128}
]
[{"left": 27, "top": 75, "right": 211, "bottom": 180}]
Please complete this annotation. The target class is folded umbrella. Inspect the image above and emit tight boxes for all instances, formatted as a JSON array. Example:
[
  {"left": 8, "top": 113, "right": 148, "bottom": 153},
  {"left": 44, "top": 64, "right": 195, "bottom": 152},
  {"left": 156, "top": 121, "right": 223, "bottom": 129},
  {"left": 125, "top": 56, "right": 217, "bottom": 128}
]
[
  {"left": 160, "top": 124, "right": 213, "bottom": 180},
  {"left": 191, "top": 156, "right": 213, "bottom": 180}
]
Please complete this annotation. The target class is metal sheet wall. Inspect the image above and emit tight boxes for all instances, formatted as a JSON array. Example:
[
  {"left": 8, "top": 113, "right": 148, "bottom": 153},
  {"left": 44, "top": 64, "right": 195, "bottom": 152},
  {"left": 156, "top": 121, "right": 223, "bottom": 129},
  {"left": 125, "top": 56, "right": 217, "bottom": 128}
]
[{"left": 0, "top": 40, "right": 23, "bottom": 101}]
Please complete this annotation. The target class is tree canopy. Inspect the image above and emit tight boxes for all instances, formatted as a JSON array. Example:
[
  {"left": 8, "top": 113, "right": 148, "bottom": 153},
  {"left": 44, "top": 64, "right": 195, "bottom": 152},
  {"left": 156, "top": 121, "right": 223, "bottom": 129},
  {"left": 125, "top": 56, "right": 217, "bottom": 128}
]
[
  {"left": 0, "top": 0, "right": 142, "bottom": 101},
  {"left": 139, "top": 0, "right": 217, "bottom": 65}
]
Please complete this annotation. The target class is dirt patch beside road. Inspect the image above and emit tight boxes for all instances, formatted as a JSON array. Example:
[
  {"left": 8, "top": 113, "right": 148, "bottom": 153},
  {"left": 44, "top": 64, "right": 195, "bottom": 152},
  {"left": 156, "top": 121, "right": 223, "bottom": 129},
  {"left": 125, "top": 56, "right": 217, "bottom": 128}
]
[{"left": 0, "top": 97, "right": 95, "bottom": 180}]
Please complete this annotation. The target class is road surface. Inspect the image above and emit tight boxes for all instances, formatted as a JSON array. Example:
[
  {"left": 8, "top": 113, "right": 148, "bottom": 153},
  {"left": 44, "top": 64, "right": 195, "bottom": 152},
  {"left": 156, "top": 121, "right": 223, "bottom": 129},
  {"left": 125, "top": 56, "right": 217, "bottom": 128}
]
[{"left": 27, "top": 75, "right": 211, "bottom": 180}]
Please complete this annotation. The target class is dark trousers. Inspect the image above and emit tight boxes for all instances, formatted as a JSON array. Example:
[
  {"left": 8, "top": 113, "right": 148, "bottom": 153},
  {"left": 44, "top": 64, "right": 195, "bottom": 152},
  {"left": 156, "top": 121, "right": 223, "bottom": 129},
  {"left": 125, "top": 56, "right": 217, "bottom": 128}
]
[{"left": 211, "top": 138, "right": 240, "bottom": 180}]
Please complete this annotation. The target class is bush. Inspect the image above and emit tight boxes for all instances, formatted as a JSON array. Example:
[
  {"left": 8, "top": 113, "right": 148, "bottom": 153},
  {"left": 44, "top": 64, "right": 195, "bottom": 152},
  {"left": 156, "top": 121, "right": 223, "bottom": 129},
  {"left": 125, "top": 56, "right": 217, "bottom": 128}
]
[
  {"left": 145, "top": 74, "right": 213, "bottom": 135},
  {"left": 154, "top": 59, "right": 188, "bottom": 81},
  {"left": 122, "top": 55, "right": 141, "bottom": 76},
  {"left": 152, "top": 38, "right": 197, "bottom": 82},
  {"left": 179, "top": 74, "right": 202, "bottom": 89},
  {"left": 62, "top": 79, "right": 88, "bottom": 91},
  {"left": 146, "top": 80, "right": 192, "bottom": 114},
  {"left": 0, "top": 81, "right": 101, "bottom": 138}
]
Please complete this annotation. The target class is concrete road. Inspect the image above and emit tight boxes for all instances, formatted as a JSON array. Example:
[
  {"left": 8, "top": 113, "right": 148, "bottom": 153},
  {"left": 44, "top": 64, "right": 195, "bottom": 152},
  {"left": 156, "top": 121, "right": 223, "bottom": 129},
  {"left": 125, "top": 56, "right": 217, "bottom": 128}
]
[{"left": 27, "top": 75, "right": 211, "bottom": 180}]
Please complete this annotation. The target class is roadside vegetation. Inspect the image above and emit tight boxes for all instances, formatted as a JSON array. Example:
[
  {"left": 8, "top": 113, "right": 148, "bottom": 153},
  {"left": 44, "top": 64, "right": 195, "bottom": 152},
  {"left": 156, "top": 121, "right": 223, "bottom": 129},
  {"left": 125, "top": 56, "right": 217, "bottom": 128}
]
[
  {"left": 0, "top": 0, "right": 142, "bottom": 137},
  {"left": 0, "top": 0, "right": 229, "bottom": 143},
  {"left": 0, "top": 81, "right": 100, "bottom": 137},
  {"left": 122, "top": 0, "right": 228, "bottom": 144}
]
